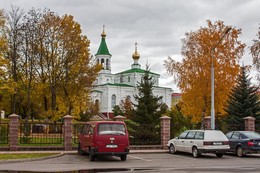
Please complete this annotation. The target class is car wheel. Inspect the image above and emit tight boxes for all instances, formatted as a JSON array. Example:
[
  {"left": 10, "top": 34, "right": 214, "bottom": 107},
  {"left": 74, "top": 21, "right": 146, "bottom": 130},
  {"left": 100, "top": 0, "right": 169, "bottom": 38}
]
[
  {"left": 169, "top": 144, "right": 176, "bottom": 154},
  {"left": 216, "top": 153, "right": 223, "bottom": 158},
  {"left": 89, "top": 153, "right": 96, "bottom": 161},
  {"left": 192, "top": 147, "right": 200, "bottom": 158},
  {"left": 77, "top": 143, "right": 84, "bottom": 155},
  {"left": 121, "top": 155, "right": 127, "bottom": 161},
  {"left": 236, "top": 146, "right": 244, "bottom": 157}
]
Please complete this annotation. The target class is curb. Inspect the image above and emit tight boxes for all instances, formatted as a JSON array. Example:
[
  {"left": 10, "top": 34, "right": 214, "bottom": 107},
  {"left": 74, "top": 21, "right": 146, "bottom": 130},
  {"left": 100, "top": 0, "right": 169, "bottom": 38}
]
[
  {"left": 0, "top": 152, "right": 64, "bottom": 164},
  {"left": 0, "top": 150, "right": 168, "bottom": 163}
]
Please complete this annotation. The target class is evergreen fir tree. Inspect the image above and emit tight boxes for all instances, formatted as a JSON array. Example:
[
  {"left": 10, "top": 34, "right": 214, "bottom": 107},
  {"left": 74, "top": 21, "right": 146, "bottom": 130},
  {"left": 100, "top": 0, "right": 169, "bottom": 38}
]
[
  {"left": 224, "top": 66, "right": 260, "bottom": 131},
  {"left": 132, "top": 65, "right": 167, "bottom": 126}
]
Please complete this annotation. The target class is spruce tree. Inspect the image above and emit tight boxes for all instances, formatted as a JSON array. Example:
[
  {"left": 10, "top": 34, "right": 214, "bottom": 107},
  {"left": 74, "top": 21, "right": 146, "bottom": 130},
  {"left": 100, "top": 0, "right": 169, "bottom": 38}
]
[
  {"left": 224, "top": 66, "right": 260, "bottom": 131},
  {"left": 132, "top": 65, "right": 166, "bottom": 126}
]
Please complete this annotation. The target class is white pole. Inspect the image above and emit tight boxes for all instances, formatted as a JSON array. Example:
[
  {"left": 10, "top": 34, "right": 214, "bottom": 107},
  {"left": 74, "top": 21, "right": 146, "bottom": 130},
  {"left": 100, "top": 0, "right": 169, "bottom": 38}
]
[{"left": 210, "top": 27, "right": 231, "bottom": 130}]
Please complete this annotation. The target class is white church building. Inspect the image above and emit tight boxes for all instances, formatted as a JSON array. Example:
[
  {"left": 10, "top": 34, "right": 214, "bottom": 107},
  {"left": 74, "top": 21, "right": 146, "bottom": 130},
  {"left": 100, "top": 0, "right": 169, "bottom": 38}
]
[{"left": 91, "top": 27, "right": 172, "bottom": 119}]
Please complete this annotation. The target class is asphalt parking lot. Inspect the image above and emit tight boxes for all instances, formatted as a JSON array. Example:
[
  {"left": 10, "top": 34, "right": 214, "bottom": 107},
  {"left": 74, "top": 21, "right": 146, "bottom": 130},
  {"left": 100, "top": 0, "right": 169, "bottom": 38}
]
[{"left": 1, "top": 151, "right": 260, "bottom": 173}]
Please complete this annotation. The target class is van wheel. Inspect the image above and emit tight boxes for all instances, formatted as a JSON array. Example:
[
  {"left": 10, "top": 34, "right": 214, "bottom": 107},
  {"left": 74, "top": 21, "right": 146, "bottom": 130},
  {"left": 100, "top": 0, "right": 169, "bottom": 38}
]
[
  {"left": 89, "top": 153, "right": 96, "bottom": 161},
  {"left": 77, "top": 143, "right": 84, "bottom": 155},
  {"left": 216, "top": 153, "right": 223, "bottom": 158},
  {"left": 121, "top": 155, "right": 127, "bottom": 161},
  {"left": 236, "top": 146, "right": 244, "bottom": 157},
  {"left": 192, "top": 147, "right": 200, "bottom": 158},
  {"left": 169, "top": 144, "right": 176, "bottom": 154}
]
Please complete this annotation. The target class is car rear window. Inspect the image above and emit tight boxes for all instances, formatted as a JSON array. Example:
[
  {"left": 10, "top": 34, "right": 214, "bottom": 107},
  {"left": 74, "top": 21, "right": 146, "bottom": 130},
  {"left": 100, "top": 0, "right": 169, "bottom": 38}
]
[
  {"left": 98, "top": 123, "right": 126, "bottom": 135},
  {"left": 242, "top": 131, "right": 260, "bottom": 139},
  {"left": 204, "top": 130, "right": 227, "bottom": 141}
]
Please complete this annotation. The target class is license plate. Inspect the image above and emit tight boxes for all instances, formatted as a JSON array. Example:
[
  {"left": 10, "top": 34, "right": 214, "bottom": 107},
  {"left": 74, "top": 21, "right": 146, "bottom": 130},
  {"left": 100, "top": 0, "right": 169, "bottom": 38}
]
[
  {"left": 213, "top": 142, "right": 222, "bottom": 145},
  {"left": 106, "top": 144, "right": 118, "bottom": 148}
]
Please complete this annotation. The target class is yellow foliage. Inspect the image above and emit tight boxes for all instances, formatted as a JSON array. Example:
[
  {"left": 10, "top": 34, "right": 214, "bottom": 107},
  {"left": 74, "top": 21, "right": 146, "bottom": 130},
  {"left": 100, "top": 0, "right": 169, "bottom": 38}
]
[{"left": 164, "top": 20, "right": 245, "bottom": 123}]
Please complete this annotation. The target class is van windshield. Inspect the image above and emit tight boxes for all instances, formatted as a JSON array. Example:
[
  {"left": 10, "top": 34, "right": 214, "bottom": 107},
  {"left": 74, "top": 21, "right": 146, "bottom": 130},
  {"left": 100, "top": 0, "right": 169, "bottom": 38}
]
[{"left": 98, "top": 123, "right": 126, "bottom": 135}]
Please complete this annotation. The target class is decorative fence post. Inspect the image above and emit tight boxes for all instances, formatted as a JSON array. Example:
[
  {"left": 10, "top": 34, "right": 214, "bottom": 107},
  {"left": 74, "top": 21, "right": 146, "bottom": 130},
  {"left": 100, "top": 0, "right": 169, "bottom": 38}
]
[
  {"left": 244, "top": 116, "right": 255, "bottom": 131},
  {"left": 204, "top": 116, "right": 211, "bottom": 130},
  {"left": 9, "top": 114, "right": 19, "bottom": 151},
  {"left": 160, "top": 116, "right": 171, "bottom": 150},
  {"left": 63, "top": 115, "right": 73, "bottom": 151}
]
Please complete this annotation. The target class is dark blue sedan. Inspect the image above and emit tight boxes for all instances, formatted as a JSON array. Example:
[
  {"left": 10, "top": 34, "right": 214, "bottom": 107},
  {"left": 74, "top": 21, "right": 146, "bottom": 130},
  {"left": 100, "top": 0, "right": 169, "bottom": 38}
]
[{"left": 226, "top": 131, "right": 260, "bottom": 157}]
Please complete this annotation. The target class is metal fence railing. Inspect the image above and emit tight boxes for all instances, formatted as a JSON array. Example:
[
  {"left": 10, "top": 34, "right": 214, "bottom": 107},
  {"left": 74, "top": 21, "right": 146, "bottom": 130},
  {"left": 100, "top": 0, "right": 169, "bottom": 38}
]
[
  {"left": 73, "top": 123, "right": 84, "bottom": 144},
  {"left": 128, "top": 124, "right": 161, "bottom": 145},
  {"left": 0, "top": 122, "right": 8, "bottom": 144},
  {"left": 19, "top": 122, "right": 63, "bottom": 145}
]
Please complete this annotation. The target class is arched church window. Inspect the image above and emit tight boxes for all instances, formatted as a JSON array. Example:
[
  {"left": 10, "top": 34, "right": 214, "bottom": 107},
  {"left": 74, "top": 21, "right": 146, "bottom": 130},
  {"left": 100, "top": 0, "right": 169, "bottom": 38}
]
[
  {"left": 128, "top": 76, "right": 130, "bottom": 82},
  {"left": 106, "top": 59, "right": 109, "bottom": 70},
  {"left": 101, "top": 59, "right": 105, "bottom": 69},
  {"left": 95, "top": 99, "right": 100, "bottom": 111},
  {"left": 111, "top": 94, "right": 116, "bottom": 108},
  {"left": 120, "top": 75, "right": 123, "bottom": 83},
  {"left": 97, "top": 59, "right": 100, "bottom": 64}
]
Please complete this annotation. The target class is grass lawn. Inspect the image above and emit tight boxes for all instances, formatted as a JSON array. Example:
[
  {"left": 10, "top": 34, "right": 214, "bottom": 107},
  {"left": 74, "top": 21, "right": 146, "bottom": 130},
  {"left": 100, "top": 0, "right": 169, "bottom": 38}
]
[{"left": 0, "top": 153, "right": 59, "bottom": 160}]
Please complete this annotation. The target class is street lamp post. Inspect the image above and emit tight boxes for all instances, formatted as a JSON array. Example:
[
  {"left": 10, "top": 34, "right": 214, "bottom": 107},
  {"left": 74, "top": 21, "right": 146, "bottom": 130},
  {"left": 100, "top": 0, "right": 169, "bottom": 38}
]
[{"left": 210, "top": 27, "right": 231, "bottom": 130}]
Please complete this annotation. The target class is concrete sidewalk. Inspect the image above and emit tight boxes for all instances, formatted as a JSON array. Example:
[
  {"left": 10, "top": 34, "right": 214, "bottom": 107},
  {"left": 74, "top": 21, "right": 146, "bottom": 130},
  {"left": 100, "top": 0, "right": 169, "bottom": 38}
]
[{"left": 0, "top": 149, "right": 168, "bottom": 164}]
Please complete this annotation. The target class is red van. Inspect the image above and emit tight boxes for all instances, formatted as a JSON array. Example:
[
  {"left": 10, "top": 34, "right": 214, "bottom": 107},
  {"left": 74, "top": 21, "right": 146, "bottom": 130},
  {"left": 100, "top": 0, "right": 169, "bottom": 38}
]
[{"left": 78, "top": 121, "right": 130, "bottom": 161}]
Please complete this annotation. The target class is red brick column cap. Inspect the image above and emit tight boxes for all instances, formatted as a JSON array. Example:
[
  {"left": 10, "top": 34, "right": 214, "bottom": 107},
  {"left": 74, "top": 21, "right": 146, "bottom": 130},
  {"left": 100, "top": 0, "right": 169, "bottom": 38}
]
[
  {"left": 113, "top": 115, "right": 126, "bottom": 120},
  {"left": 63, "top": 115, "right": 73, "bottom": 119},
  {"left": 8, "top": 114, "right": 20, "bottom": 118},
  {"left": 243, "top": 116, "right": 255, "bottom": 120},
  {"left": 160, "top": 116, "right": 171, "bottom": 120}
]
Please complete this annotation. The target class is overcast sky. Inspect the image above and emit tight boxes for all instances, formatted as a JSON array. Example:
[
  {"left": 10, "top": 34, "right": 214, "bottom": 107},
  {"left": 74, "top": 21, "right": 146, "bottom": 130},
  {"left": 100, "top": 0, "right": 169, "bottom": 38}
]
[{"left": 1, "top": 0, "right": 259, "bottom": 92}]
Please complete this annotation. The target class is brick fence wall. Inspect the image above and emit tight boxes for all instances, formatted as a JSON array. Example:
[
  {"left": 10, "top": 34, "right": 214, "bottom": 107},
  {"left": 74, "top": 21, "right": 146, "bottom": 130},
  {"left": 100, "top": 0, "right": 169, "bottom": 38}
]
[
  {"left": 204, "top": 116, "right": 256, "bottom": 131},
  {"left": 4, "top": 114, "right": 171, "bottom": 151}
]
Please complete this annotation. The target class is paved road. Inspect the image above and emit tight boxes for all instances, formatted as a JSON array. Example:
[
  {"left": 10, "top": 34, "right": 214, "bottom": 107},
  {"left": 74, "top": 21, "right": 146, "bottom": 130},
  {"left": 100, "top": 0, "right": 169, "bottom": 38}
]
[{"left": 1, "top": 152, "right": 260, "bottom": 173}]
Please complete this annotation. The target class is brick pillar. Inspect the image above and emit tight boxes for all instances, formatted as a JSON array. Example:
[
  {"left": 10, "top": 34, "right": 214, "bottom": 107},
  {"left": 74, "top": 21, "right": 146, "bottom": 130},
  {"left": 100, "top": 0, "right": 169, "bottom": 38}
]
[
  {"left": 244, "top": 116, "right": 255, "bottom": 131},
  {"left": 160, "top": 116, "right": 171, "bottom": 150},
  {"left": 63, "top": 115, "right": 73, "bottom": 151},
  {"left": 9, "top": 114, "right": 19, "bottom": 151},
  {"left": 113, "top": 115, "right": 126, "bottom": 122},
  {"left": 204, "top": 116, "right": 211, "bottom": 130}
]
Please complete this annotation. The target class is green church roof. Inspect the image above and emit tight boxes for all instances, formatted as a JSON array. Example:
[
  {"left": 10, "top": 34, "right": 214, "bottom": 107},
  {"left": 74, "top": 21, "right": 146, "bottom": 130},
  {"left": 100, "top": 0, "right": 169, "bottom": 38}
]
[
  {"left": 95, "top": 37, "right": 111, "bottom": 56},
  {"left": 95, "top": 83, "right": 134, "bottom": 87},
  {"left": 116, "top": 68, "right": 159, "bottom": 76}
]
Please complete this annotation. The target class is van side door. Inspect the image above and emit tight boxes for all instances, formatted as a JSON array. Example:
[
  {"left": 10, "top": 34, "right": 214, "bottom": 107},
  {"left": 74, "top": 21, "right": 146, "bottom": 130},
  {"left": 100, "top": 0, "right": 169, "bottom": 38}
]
[
  {"left": 79, "top": 124, "right": 90, "bottom": 151},
  {"left": 86, "top": 124, "right": 95, "bottom": 149}
]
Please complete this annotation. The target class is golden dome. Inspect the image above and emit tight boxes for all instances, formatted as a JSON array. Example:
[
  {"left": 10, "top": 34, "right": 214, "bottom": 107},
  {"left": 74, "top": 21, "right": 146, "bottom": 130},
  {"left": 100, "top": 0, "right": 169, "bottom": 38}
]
[{"left": 132, "top": 42, "right": 140, "bottom": 60}]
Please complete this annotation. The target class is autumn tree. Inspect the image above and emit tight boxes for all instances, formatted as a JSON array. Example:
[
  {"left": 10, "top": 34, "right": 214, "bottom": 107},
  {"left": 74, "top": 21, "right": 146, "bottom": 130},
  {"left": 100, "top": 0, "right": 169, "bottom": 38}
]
[
  {"left": 23, "top": 9, "right": 101, "bottom": 120},
  {"left": 251, "top": 25, "right": 260, "bottom": 82},
  {"left": 0, "top": 9, "right": 9, "bottom": 110},
  {"left": 2, "top": 8, "right": 101, "bottom": 120},
  {"left": 5, "top": 6, "right": 24, "bottom": 114},
  {"left": 164, "top": 20, "right": 245, "bottom": 123},
  {"left": 119, "top": 96, "right": 133, "bottom": 118},
  {"left": 80, "top": 100, "right": 100, "bottom": 121},
  {"left": 224, "top": 66, "right": 260, "bottom": 131}
]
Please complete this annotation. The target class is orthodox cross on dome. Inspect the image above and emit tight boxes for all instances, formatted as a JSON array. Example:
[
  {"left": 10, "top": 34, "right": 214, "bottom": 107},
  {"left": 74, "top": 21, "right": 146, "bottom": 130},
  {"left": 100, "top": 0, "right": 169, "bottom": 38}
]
[
  {"left": 131, "top": 42, "right": 141, "bottom": 69},
  {"left": 101, "top": 24, "right": 106, "bottom": 37},
  {"left": 132, "top": 42, "right": 140, "bottom": 60}
]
